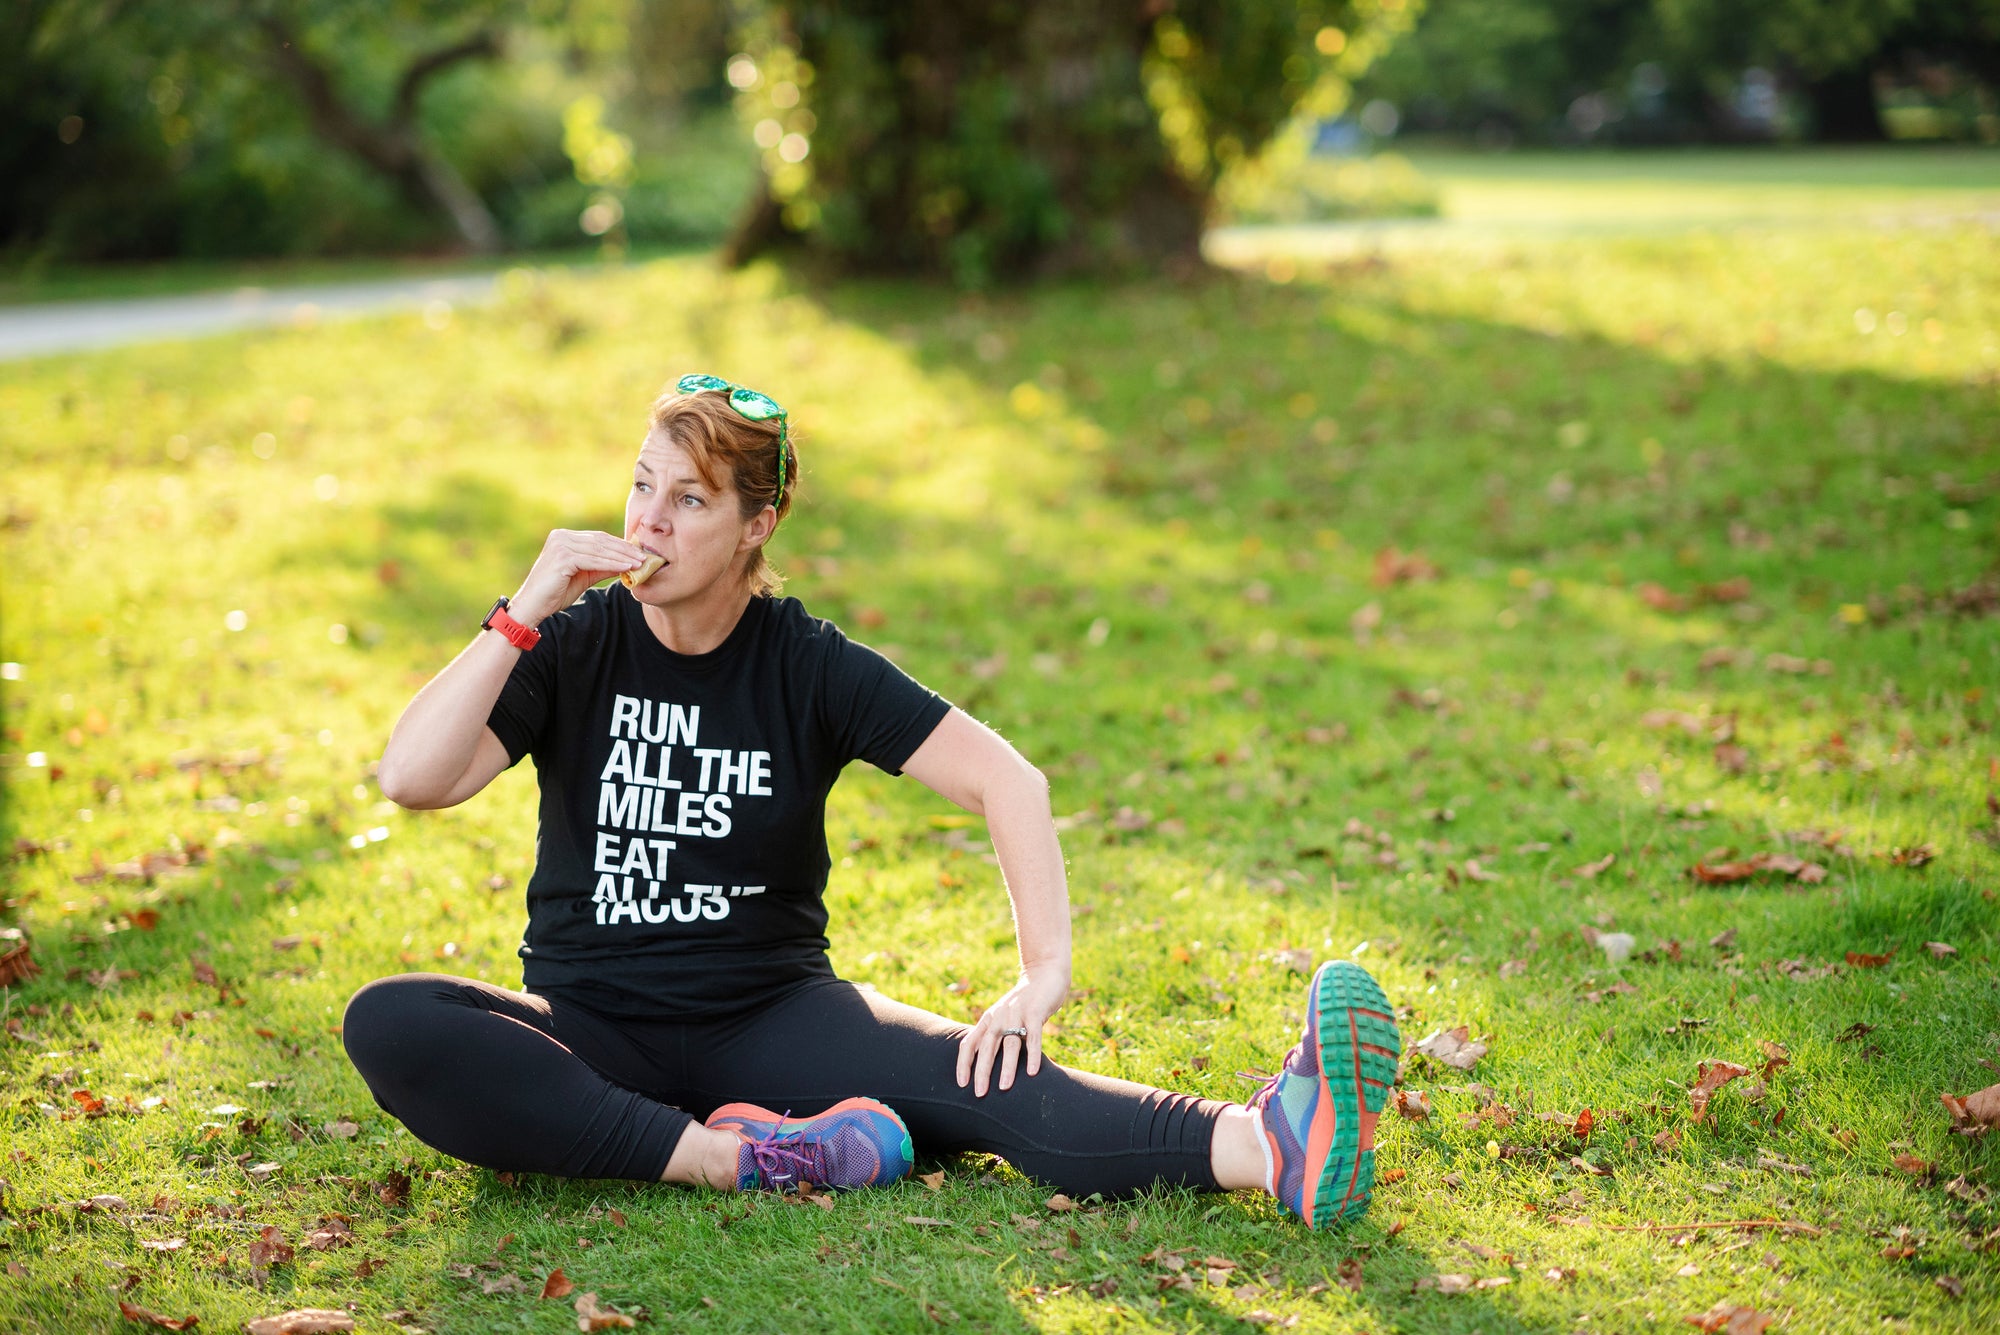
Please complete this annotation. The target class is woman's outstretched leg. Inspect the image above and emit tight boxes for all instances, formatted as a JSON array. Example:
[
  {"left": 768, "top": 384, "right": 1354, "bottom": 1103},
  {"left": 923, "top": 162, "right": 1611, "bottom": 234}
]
[
  {"left": 685, "top": 978, "right": 1225, "bottom": 1200},
  {"left": 683, "top": 960, "right": 1398, "bottom": 1222},
  {"left": 341, "top": 973, "right": 695, "bottom": 1182}
]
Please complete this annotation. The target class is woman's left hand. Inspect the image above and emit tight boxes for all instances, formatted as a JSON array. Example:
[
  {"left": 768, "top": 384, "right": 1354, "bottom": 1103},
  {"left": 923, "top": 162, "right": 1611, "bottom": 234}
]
[{"left": 956, "top": 962, "right": 1070, "bottom": 1097}]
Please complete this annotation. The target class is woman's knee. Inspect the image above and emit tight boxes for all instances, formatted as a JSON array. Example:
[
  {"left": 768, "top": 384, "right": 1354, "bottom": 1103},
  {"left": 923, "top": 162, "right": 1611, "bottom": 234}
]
[{"left": 341, "top": 973, "right": 453, "bottom": 1079}]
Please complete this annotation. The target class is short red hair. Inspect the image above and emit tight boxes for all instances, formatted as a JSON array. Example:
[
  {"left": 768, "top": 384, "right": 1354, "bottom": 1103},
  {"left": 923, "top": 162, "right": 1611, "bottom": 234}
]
[{"left": 648, "top": 384, "right": 796, "bottom": 597}]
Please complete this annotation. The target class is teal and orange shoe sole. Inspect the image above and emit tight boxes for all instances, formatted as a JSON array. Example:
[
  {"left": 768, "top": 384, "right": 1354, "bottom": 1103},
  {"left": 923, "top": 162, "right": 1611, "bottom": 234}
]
[{"left": 1305, "top": 960, "right": 1402, "bottom": 1226}]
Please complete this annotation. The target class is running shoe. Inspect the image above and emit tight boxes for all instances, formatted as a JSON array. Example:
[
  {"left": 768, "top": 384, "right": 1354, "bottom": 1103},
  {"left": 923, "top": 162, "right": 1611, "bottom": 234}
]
[
  {"left": 1246, "top": 959, "right": 1401, "bottom": 1227},
  {"left": 705, "top": 1098, "right": 915, "bottom": 1192}
]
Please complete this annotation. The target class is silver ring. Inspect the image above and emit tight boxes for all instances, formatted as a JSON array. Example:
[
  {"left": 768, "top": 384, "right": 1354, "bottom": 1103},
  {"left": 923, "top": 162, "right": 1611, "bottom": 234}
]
[{"left": 998, "top": 1027, "right": 1029, "bottom": 1038}]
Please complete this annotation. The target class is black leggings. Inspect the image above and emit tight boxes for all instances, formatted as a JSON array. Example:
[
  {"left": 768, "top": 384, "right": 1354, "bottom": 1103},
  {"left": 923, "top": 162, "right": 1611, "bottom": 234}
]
[{"left": 342, "top": 973, "right": 1222, "bottom": 1199}]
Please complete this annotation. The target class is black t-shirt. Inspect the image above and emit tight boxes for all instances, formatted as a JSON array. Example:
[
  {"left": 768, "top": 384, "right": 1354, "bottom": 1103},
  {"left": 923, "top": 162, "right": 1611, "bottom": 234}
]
[{"left": 485, "top": 589, "right": 952, "bottom": 1018}]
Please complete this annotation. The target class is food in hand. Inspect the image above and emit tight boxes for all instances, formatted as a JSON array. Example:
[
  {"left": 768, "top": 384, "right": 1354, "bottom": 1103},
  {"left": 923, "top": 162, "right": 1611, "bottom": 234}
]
[{"left": 620, "top": 551, "right": 666, "bottom": 589}]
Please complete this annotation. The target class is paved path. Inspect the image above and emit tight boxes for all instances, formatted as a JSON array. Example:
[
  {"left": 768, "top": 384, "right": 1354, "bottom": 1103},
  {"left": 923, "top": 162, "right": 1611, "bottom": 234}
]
[{"left": 0, "top": 273, "right": 500, "bottom": 362}]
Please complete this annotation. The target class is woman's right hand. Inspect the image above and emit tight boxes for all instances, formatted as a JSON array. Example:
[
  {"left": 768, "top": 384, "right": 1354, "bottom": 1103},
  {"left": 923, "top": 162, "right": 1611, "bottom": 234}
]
[{"left": 510, "top": 529, "right": 646, "bottom": 624}]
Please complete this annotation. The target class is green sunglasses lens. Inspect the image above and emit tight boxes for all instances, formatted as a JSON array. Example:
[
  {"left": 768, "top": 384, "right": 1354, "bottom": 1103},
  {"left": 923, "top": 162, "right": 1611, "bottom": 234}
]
[
  {"left": 728, "top": 388, "right": 784, "bottom": 422},
  {"left": 677, "top": 373, "right": 731, "bottom": 393}
]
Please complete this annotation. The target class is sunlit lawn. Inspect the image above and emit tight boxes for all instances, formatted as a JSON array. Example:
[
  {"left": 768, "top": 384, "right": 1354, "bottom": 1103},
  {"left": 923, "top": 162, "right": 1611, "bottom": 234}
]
[{"left": 2, "top": 197, "right": 1998, "bottom": 1333}]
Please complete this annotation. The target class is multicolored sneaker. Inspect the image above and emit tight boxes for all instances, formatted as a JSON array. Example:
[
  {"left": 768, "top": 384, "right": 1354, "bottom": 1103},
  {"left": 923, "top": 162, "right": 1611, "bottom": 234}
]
[
  {"left": 1246, "top": 959, "right": 1400, "bottom": 1228},
  {"left": 705, "top": 1098, "right": 915, "bottom": 1192}
]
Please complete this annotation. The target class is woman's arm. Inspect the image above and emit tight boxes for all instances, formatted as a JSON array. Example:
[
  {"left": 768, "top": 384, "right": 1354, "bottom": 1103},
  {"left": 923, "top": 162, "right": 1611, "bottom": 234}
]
[
  {"left": 377, "top": 528, "right": 643, "bottom": 810},
  {"left": 901, "top": 708, "right": 1072, "bottom": 1097}
]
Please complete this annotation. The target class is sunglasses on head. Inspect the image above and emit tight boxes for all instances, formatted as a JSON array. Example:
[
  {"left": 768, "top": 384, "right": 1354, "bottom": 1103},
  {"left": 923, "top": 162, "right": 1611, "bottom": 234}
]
[{"left": 676, "top": 373, "right": 790, "bottom": 504}]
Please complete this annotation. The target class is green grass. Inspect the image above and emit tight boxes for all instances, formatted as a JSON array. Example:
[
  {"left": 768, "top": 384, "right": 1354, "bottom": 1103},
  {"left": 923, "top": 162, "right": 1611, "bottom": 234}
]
[{"left": 3, "top": 200, "right": 1999, "bottom": 1332}]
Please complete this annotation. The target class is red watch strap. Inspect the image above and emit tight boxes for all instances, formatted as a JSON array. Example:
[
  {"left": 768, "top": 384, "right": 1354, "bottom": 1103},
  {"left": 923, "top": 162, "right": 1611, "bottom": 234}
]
[{"left": 482, "top": 598, "right": 541, "bottom": 651}]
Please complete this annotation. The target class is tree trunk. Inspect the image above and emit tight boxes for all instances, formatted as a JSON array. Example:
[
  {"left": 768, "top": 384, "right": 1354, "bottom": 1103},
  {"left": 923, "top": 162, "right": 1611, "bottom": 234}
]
[
  {"left": 726, "top": 2, "right": 1207, "bottom": 282},
  {"left": 1805, "top": 64, "right": 1886, "bottom": 142}
]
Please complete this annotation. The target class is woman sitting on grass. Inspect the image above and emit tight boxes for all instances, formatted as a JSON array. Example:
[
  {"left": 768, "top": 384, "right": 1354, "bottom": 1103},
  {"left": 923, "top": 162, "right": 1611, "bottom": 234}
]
[{"left": 342, "top": 374, "right": 1402, "bottom": 1227}]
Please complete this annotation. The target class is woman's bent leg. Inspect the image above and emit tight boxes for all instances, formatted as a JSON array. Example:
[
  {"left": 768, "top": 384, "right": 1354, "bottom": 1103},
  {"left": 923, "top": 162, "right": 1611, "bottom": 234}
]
[
  {"left": 341, "top": 973, "right": 692, "bottom": 1181},
  {"left": 688, "top": 981, "right": 1223, "bottom": 1199}
]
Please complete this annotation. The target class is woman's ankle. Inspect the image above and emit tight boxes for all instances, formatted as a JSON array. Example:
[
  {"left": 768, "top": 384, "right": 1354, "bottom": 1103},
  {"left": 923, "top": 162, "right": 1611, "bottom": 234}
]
[
  {"left": 660, "top": 1124, "right": 742, "bottom": 1189},
  {"left": 1209, "top": 1105, "right": 1270, "bottom": 1193}
]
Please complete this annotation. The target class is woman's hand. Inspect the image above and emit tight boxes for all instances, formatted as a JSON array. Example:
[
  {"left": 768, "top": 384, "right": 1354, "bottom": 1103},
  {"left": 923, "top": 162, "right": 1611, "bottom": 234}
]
[
  {"left": 511, "top": 529, "right": 646, "bottom": 624},
  {"left": 956, "top": 961, "right": 1070, "bottom": 1097}
]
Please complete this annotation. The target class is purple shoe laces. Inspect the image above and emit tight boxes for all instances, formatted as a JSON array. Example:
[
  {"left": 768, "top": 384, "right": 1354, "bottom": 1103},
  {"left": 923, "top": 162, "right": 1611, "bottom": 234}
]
[{"left": 744, "top": 1112, "right": 829, "bottom": 1190}]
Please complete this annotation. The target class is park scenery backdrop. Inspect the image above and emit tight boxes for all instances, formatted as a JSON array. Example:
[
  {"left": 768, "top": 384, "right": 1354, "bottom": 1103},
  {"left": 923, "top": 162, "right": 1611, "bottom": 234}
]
[{"left": 5, "top": 4, "right": 2000, "bottom": 1334}]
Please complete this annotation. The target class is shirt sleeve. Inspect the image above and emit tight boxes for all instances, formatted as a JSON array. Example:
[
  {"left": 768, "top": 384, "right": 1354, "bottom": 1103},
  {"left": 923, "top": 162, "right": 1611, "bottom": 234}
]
[
  {"left": 814, "top": 621, "right": 953, "bottom": 776},
  {"left": 485, "top": 607, "right": 567, "bottom": 766}
]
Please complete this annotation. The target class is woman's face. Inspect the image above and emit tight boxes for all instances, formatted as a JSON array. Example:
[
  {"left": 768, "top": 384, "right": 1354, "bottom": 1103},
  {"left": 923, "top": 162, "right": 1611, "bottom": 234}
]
[{"left": 622, "top": 430, "right": 772, "bottom": 607}]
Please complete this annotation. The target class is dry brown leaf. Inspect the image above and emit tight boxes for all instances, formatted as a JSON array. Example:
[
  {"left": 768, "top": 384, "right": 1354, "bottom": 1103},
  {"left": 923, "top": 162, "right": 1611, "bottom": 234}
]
[
  {"left": 140, "top": 1237, "right": 187, "bottom": 1252},
  {"left": 573, "top": 1293, "right": 635, "bottom": 1331},
  {"left": 917, "top": 1170, "right": 946, "bottom": 1191},
  {"left": 1757, "top": 1040, "right": 1791, "bottom": 1081},
  {"left": 1392, "top": 1089, "right": 1432, "bottom": 1121},
  {"left": 1575, "top": 853, "right": 1617, "bottom": 879},
  {"left": 304, "top": 1218, "right": 353, "bottom": 1251},
  {"left": 1043, "top": 1193, "right": 1076, "bottom": 1212},
  {"left": 323, "top": 1120, "right": 360, "bottom": 1139},
  {"left": 117, "top": 1301, "right": 200, "bottom": 1331},
  {"left": 608, "top": 1208, "right": 626, "bottom": 1228},
  {"left": 0, "top": 939, "right": 41, "bottom": 987},
  {"left": 1415, "top": 1273, "right": 1474, "bottom": 1294},
  {"left": 248, "top": 1225, "right": 294, "bottom": 1277},
  {"left": 1413, "top": 1026, "right": 1488, "bottom": 1070},
  {"left": 1942, "top": 1082, "right": 2000, "bottom": 1130},
  {"left": 1845, "top": 950, "right": 1895, "bottom": 968},
  {"left": 541, "top": 1269, "right": 575, "bottom": 1300},
  {"left": 1925, "top": 941, "right": 1958, "bottom": 958},
  {"left": 1689, "top": 1060, "right": 1751, "bottom": 1122},
  {"left": 243, "top": 1311, "right": 354, "bottom": 1335},
  {"left": 1891, "top": 1153, "right": 1933, "bottom": 1176},
  {"left": 1683, "top": 1303, "right": 1775, "bottom": 1334},
  {"left": 376, "top": 1171, "right": 412, "bottom": 1206},
  {"left": 1337, "top": 1257, "right": 1363, "bottom": 1292},
  {"left": 903, "top": 1216, "right": 951, "bottom": 1227}
]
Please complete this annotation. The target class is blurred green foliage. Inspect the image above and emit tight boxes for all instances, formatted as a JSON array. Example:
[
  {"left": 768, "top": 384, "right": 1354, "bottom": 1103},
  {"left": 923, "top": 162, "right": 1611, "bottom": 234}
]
[
  {"left": 1357, "top": 0, "right": 2000, "bottom": 144},
  {"left": 1, "top": 0, "right": 753, "bottom": 263}
]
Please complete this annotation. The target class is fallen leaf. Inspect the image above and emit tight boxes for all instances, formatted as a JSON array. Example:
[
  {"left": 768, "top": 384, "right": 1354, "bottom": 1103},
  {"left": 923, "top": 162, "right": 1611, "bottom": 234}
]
[
  {"left": 1891, "top": 1153, "right": 1932, "bottom": 1176},
  {"left": 1757, "top": 1040, "right": 1791, "bottom": 1080},
  {"left": 0, "top": 939, "right": 42, "bottom": 986},
  {"left": 1709, "top": 928, "right": 1738, "bottom": 950},
  {"left": 1689, "top": 1060, "right": 1752, "bottom": 1122},
  {"left": 608, "top": 1208, "right": 626, "bottom": 1228},
  {"left": 247, "top": 1226, "right": 294, "bottom": 1279},
  {"left": 1942, "top": 1082, "right": 2000, "bottom": 1130},
  {"left": 1415, "top": 1273, "right": 1474, "bottom": 1294},
  {"left": 1596, "top": 931, "right": 1637, "bottom": 964},
  {"left": 1936, "top": 1275, "right": 1965, "bottom": 1299},
  {"left": 1337, "top": 1257, "right": 1363, "bottom": 1291},
  {"left": 1925, "top": 941, "right": 1957, "bottom": 958},
  {"left": 117, "top": 1301, "right": 200, "bottom": 1330},
  {"left": 376, "top": 1171, "right": 412, "bottom": 1206},
  {"left": 1576, "top": 853, "right": 1617, "bottom": 878},
  {"left": 191, "top": 958, "right": 219, "bottom": 987},
  {"left": 1835, "top": 1022, "right": 1876, "bottom": 1043},
  {"left": 541, "top": 1269, "right": 574, "bottom": 1300},
  {"left": 243, "top": 1312, "right": 354, "bottom": 1335},
  {"left": 1683, "top": 1302, "right": 1774, "bottom": 1333},
  {"left": 1888, "top": 843, "right": 1935, "bottom": 867},
  {"left": 480, "top": 1275, "right": 534, "bottom": 1296},
  {"left": 305, "top": 1218, "right": 353, "bottom": 1251},
  {"left": 323, "top": 1120, "right": 360, "bottom": 1139},
  {"left": 573, "top": 1293, "right": 636, "bottom": 1331},
  {"left": 1845, "top": 950, "right": 1895, "bottom": 968},
  {"left": 1392, "top": 1089, "right": 1432, "bottom": 1121},
  {"left": 1043, "top": 1194, "right": 1076, "bottom": 1212},
  {"left": 903, "top": 1216, "right": 951, "bottom": 1227},
  {"left": 140, "top": 1238, "right": 187, "bottom": 1253},
  {"left": 918, "top": 1170, "right": 946, "bottom": 1191},
  {"left": 1413, "top": 1025, "right": 1488, "bottom": 1070}
]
